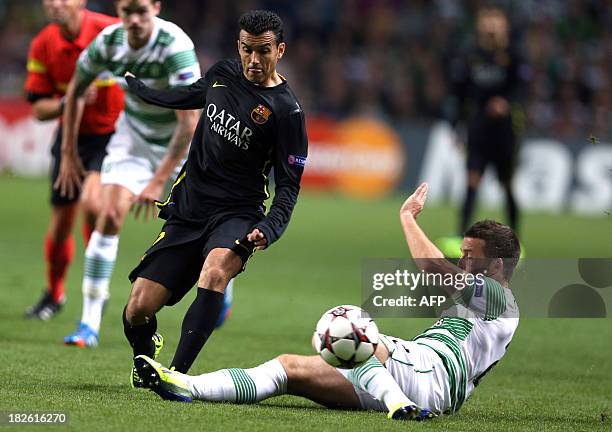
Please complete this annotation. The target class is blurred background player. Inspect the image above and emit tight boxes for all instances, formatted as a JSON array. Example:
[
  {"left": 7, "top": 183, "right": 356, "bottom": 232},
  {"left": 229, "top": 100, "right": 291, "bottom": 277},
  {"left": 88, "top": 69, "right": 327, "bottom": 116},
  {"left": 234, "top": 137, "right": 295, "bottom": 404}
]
[
  {"left": 56, "top": 0, "right": 200, "bottom": 347},
  {"left": 24, "top": 0, "right": 123, "bottom": 320},
  {"left": 445, "top": 7, "right": 528, "bottom": 240}
]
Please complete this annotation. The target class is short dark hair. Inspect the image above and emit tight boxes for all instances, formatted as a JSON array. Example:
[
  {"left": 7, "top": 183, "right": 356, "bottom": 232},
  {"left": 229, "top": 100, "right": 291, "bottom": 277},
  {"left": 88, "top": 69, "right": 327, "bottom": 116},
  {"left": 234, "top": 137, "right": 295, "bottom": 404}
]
[
  {"left": 239, "top": 10, "right": 284, "bottom": 45},
  {"left": 464, "top": 219, "right": 521, "bottom": 280},
  {"left": 114, "top": 0, "right": 160, "bottom": 5}
]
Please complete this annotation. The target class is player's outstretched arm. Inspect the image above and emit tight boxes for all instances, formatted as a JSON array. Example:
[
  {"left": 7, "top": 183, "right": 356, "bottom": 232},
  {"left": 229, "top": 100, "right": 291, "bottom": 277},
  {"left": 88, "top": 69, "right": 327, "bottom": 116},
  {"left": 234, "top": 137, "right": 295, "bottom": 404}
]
[
  {"left": 132, "top": 109, "right": 199, "bottom": 220},
  {"left": 400, "top": 183, "right": 445, "bottom": 258},
  {"left": 53, "top": 74, "right": 90, "bottom": 199},
  {"left": 253, "top": 109, "right": 308, "bottom": 248},
  {"left": 400, "top": 183, "right": 465, "bottom": 296},
  {"left": 125, "top": 72, "right": 207, "bottom": 110}
]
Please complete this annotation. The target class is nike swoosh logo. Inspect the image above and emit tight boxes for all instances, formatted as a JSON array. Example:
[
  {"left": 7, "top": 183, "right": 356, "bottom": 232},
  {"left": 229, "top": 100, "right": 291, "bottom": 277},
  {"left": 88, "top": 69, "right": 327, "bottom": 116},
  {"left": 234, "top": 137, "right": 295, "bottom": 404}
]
[
  {"left": 212, "top": 81, "right": 227, "bottom": 88},
  {"left": 152, "top": 231, "right": 165, "bottom": 246}
]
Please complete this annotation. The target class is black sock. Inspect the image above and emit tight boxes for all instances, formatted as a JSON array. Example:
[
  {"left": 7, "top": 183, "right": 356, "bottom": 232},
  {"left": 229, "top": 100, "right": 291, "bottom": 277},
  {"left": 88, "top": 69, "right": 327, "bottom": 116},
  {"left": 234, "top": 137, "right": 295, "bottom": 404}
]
[
  {"left": 461, "top": 186, "right": 478, "bottom": 234},
  {"left": 170, "top": 288, "right": 224, "bottom": 373},
  {"left": 122, "top": 306, "right": 157, "bottom": 358}
]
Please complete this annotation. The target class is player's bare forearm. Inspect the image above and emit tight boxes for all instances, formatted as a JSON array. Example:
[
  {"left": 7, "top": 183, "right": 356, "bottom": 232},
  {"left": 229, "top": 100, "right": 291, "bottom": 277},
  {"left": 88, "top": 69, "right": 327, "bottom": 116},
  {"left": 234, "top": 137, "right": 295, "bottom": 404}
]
[
  {"left": 150, "top": 110, "right": 197, "bottom": 186},
  {"left": 61, "top": 75, "right": 90, "bottom": 154},
  {"left": 401, "top": 214, "right": 464, "bottom": 296},
  {"left": 401, "top": 213, "right": 445, "bottom": 263},
  {"left": 132, "top": 110, "right": 197, "bottom": 220},
  {"left": 54, "top": 75, "right": 88, "bottom": 198},
  {"left": 400, "top": 183, "right": 464, "bottom": 286},
  {"left": 31, "top": 98, "right": 63, "bottom": 121}
]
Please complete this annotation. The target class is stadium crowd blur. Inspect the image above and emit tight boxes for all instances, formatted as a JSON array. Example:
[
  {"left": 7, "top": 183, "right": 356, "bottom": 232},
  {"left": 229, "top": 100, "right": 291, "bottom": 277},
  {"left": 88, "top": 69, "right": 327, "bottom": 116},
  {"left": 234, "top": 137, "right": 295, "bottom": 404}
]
[{"left": 1, "top": 0, "right": 610, "bottom": 140}]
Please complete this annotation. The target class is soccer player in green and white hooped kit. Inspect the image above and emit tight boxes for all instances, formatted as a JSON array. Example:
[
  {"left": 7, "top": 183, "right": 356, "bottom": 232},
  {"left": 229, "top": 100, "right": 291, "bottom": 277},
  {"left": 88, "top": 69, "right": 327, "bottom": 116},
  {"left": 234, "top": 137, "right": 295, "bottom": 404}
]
[
  {"left": 55, "top": 0, "right": 231, "bottom": 347},
  {"left": 133, "top": 183, "right": 520, "bottom": 422}
]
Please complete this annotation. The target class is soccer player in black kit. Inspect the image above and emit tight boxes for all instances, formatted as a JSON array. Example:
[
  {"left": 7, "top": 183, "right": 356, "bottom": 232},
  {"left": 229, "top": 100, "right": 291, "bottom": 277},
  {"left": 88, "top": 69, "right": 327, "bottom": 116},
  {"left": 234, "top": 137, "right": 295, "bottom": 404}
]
[
  {"left": 121, "top": 10, "right": 308, "bottom": 384},
  {"left": 445, "top": 7, "right": 528, "bottom": 235}
]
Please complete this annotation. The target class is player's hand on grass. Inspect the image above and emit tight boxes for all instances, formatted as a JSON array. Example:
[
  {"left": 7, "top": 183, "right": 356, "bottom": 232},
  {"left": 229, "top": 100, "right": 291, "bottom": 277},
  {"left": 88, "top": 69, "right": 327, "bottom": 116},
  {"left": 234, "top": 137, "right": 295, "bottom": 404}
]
[
  {"left": 132, "top": 180, "right": 163, "bottom": 221},
  {"left": 247, "top": 228, "right": 268, "bottom": 250},
  {"left": 54, "top": 152, "right": 85, "bottom": 199},
  {"left": 400, "top": 182, "right": 428, "bottom": 219}
]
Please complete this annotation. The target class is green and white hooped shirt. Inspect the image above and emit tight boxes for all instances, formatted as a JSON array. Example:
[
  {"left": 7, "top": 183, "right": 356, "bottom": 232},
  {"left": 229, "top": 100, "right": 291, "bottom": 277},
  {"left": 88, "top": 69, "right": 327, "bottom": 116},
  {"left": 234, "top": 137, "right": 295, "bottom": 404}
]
[
  {"left": 413, "top": 276, "right": 519, "bottom": 413},
  {"left": 77, "top": 17, "right": 201, "bottom": 146}
]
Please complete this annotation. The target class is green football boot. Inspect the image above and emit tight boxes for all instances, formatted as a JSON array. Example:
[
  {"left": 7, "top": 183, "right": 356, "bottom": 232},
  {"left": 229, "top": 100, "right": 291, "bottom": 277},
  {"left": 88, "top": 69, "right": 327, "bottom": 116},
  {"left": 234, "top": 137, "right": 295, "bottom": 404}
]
[{"left": 134, "top": 355, "right": 193, "bottom": 402}]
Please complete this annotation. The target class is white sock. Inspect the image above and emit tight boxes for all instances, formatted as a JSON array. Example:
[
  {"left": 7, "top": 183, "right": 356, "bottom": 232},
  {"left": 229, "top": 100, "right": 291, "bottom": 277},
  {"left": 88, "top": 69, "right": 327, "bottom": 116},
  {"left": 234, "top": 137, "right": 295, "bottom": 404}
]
[
  {"left": 80, "top": 231, "right": 119, "bottom": 333},
  {"left": 186, "top": 359, "right": 288, "bottom": 403},
  {"left": 346, "top": 357, "right": 414, "bottom": 412}
]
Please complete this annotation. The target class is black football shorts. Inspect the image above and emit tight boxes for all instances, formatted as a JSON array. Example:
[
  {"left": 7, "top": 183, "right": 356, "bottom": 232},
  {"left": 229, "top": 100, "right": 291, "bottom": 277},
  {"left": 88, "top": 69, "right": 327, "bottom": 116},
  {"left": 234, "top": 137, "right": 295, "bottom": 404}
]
[
  {"left": 50, "top": 126, "right": 112, "bottom": 205},
  {"left": 466, "top": 116, "right": 517, "bottom": 182},
  {"left": 128, "top": 207, "right": 264, "bottom": 306}
]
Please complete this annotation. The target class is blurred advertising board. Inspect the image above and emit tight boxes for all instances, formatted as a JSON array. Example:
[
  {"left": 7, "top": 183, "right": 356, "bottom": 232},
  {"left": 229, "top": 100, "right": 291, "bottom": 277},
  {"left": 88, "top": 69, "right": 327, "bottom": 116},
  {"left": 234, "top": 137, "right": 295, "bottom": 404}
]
[
  {"left": 304, "top": 117, "right": 612, "bottom": 216},
  {"left": 0, "top": 98, "right": 55, "bottom": 176},
  {"left": 1, "top": 100, "right": 610, "bottom": 215}
]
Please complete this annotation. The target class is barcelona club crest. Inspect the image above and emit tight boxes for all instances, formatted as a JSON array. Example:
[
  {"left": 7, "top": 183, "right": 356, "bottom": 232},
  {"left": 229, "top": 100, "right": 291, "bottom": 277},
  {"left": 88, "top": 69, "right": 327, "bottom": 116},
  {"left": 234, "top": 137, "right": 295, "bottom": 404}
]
[{"left": 251, "top": 104, "right": 272, "bottom": 125}]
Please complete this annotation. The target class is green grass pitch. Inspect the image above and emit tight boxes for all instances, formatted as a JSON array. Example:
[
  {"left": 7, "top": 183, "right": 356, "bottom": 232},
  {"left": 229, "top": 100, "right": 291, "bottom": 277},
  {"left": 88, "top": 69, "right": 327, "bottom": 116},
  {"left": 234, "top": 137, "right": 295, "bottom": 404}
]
[{"left": 0, "top": 175, "right": 610, "bottom": 431}]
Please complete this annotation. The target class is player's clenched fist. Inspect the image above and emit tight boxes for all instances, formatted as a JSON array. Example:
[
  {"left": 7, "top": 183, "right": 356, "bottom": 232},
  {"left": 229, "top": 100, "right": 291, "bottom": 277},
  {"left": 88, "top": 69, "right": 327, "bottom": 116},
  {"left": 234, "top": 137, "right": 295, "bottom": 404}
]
[{"left": 247, "top": 228, "right": 268, "bottom": 250}]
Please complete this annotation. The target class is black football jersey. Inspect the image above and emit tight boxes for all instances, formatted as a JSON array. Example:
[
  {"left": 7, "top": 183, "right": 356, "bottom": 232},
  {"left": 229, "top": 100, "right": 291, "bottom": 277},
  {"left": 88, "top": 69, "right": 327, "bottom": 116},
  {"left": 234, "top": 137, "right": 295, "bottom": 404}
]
[
  {"left": 446, "top": 44, "right": 528, "bottom": 124},
  {"left": 126, "top": 59, "right": 308, "bottom": 245}
]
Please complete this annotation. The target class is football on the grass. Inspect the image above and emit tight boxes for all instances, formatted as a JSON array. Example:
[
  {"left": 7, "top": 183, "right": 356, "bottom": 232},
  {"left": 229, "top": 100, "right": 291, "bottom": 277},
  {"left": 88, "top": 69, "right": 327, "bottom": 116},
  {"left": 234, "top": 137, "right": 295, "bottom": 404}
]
[{"left": 312, "top": 305, "right": 379, "bottom": 368}]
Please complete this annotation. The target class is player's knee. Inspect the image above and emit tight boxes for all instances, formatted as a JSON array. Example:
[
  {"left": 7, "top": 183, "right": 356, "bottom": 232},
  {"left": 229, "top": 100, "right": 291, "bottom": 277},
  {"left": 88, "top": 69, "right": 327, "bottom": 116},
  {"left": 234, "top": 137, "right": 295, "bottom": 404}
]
[
  {"left": 80, "top": 195, "right": 101, "bottom": 218},
  {"left": 198, "top": 265, "right": 231, "bottom": 292},
  {"left": 276, "top": 354, "right": 303, "bottom": 380},
  {"left": 126, "top": 283, "right": 155, "bottom": 322},
  {"left": 126, "top": 293, "right": 153, "bottom": 323},
  {"left": 99, "top": 206, "right": 122, "bottom": 233}
]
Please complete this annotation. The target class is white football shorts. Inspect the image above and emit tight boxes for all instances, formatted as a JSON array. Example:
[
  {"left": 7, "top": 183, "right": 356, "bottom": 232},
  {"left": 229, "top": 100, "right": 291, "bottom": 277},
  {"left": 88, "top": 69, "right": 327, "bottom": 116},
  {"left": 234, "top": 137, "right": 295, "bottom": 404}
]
[
  {"left": 101, "top": 113, "right": 181, "bottom": 195},
  {"left": 339, "top": 334, "right": 452, "bottom": 414}
]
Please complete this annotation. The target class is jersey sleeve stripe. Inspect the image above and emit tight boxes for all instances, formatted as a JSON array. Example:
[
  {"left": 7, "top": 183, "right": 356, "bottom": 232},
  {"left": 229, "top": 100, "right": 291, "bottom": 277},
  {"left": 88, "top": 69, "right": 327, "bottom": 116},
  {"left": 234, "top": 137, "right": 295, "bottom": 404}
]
[
  {"left": 165, "top": 50, "right": 198, "bottom": 73},
  {"left": 27, "top": 59, "right": 47, "bottom": 74},
  {"left": 484, "top": 279, "right": 507, "bottom": 321},
  {"left": 94, "top": 78, "right": 116, "bottom": 87},
  {"left": 453, "top": 284, "right": 474, "bottom": 306}
]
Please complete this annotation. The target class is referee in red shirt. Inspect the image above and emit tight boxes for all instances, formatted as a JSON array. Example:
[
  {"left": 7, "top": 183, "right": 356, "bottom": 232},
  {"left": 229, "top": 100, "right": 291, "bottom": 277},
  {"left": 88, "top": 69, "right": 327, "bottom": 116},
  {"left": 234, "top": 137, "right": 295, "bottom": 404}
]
[{"left": 24, "top": 0, "right": 124, "bottom": 320}]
